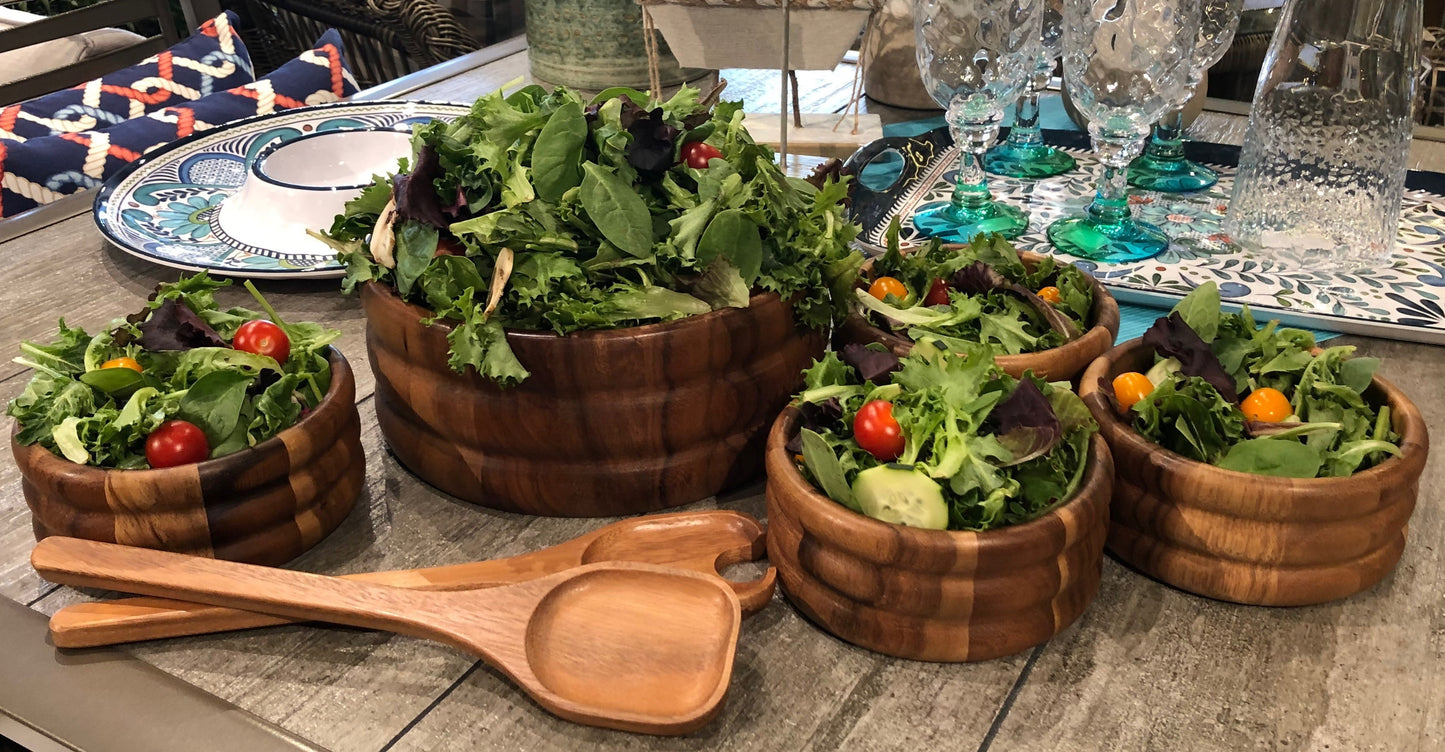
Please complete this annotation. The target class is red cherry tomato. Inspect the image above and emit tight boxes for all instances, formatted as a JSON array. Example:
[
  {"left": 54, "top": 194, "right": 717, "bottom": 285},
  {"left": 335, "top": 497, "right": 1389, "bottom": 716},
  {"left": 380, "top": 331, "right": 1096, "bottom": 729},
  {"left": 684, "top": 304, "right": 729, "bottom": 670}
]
[
  {"left": 233, "top": 320, "right": 290, "bottom": 363},
  {"left": 853, "top": 400, "right": 906, "bottom": 461},
  {"left": 923, "top": 278, "right": 950, "bottom": 307},
  {"left": 146, "top": 420, "right": 210, "bottom": 468},
  {"left": 681, "top": 141, "right": 724, "bottom": 169}
]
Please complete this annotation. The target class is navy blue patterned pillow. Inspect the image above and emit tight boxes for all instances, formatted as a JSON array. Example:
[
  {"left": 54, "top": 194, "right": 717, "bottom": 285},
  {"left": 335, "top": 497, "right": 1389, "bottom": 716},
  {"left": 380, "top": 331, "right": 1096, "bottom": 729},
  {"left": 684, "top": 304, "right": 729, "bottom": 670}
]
[
  {"left": 0, "top": 11, "right": 253, "bottom": 143},
  {"left": 0, "top": 29, "right": 357, "bottom": 218}
]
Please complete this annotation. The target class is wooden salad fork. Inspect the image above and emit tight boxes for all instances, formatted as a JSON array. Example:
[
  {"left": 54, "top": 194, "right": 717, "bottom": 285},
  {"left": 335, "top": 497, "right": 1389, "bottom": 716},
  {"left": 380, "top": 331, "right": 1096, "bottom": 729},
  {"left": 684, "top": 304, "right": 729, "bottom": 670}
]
[
  {"left": 32, "top": 537, "right": 742, "bottom": 736},
  {"left": 44, "top": 509, "right": 775, "bottom": 649}
]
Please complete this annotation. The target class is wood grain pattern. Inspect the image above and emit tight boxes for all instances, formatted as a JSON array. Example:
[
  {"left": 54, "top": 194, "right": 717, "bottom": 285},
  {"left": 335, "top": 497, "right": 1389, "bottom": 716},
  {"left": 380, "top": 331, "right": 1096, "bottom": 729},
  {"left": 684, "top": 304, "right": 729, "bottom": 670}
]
[
  {"left": 31, "top": 537, "right": 741, "bottom": 736},
  {"left": 11, "top": 348, "right": 364, "bottom": 567},
  {"left": 1079, "top": 338, "right": 1430, "bottom": 606},
  {"left": 763, "top": 406, "right": 1114, "bottom": 662},
  {"left": 834, "top": 251, "right": 1122, "bottom": 382},
  {"left": 46, "top": 509, "right": 777, "bottom": 647},
  {"left": 361, "top": 281, "right": 825, "bottom": 516}
]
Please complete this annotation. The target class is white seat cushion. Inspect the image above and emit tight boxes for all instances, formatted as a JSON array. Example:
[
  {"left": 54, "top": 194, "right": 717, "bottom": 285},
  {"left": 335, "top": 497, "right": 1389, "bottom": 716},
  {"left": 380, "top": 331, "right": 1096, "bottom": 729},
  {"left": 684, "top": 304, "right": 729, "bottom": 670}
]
[{"left": 0, "top": 7, "right": 146, "bottom": 87}]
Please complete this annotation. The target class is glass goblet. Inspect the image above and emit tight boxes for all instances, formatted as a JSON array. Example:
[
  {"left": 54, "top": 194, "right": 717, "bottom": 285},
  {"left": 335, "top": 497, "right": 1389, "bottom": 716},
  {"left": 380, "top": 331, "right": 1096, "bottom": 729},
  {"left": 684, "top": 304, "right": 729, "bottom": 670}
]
[
  {"left": 1128, "top": 0, "right": 1243, "bottom": 191},
  {"left": 912, "top": 0, "right": 1043, "bottom": 242},
  {"left": 1047, "top": 0, "right": 1201, "bottom": 262},
  {"left": 983, "top": 0, "right": 1077, "bottom": 178}
]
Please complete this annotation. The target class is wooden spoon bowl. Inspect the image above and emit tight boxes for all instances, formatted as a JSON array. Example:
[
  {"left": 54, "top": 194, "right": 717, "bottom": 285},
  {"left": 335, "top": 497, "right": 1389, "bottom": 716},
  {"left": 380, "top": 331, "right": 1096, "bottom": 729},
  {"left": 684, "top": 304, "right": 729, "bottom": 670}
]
[
  {"left": 32, "top": 537, "right": 741, "bottom": 735},
  {"left": 1079, "top": 337, "right": 1430, "bottom": 606},
  {"left": 835, "top": 250, "right": 1120, "bottom": 382}
]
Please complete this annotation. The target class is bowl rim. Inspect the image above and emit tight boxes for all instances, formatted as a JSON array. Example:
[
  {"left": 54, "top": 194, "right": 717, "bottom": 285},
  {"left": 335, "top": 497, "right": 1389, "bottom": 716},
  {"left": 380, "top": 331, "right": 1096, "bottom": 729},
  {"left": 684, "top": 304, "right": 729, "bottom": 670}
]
[
  {"left": 765, "top": 403, "right": 1113, "bottom": 563},
  {"left": 1078, "top": 336, "right": 1430, "bottom": 490},
  {"left": 11, "top": 346, "right": 353, "bottom": 477},
  {"left": 252, "top": 127, "right": 413, "bottom": 193},
  {"left": 361, "top": 279, "right": 803, "bottom": 342},
  {"left": 846, "top": 249, "right": 1122, "bottom": 364}
]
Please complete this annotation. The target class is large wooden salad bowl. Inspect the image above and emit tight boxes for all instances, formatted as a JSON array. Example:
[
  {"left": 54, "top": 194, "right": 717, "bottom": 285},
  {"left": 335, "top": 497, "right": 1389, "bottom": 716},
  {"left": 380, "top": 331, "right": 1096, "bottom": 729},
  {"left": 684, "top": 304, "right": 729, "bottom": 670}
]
[
  {"left": 764, "top": 407, "right": 1114, "bottom": 662},
  {"left": 363, "top": 282, "right": 825, "bottom": 516},
  {"left": 835, "top": 251, "right": 1120, "bottom": 382},
  {"left": 12, "top": 348, "right": 363, "bottom": 567},
  {"left": 1080, "top": 339, "right": 1430, "bottom": 606}
]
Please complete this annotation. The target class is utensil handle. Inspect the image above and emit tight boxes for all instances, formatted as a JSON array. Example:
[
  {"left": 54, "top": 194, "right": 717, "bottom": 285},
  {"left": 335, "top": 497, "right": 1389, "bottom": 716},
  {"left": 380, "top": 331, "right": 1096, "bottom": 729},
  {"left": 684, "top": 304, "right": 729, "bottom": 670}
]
[
  {"left": 43, "top": 535, "right": 598, "bottom": 648},
  {"left": 842, "top": 127, "right": 953, "bottom": 239},
  {"left": 32, "top": 537, "right": 463, "bottom": 642}
]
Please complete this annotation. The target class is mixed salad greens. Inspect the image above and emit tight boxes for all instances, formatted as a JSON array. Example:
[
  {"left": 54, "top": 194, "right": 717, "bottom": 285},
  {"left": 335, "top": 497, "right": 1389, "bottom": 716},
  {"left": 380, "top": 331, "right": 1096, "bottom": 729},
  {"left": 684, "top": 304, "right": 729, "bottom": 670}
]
[
  {"left": 7, "top": 274, "right": 340, "bottom": 469},
  {"left": 853, "top": 222, "right": 1094, "bottom": 355},
  {"left": 1112, "top": 282, "right": 1401, "bottom": 478},
  {"left": 321, "top": 83, "right": 862, "bottom": 386},
  {"left": 787, "top": 340, "right": 1098, "bottom": 531}
]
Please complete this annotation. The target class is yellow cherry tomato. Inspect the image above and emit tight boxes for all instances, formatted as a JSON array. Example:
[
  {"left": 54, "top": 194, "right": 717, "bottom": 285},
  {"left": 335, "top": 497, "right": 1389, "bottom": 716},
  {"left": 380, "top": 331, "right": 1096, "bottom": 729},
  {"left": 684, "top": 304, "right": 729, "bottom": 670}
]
[
  {"left": 868, "top": 276, "right": 909, "bottom": 302},
  {"left": 1112, "top": 372, "right": 1154, "bottom": 412},
  {"left": 1037, "top": 286, "right": 1062, "bottom": 305},
  {"left": 101, "top": 357, "right": 142, "bottom": 373},
  {"left": 1241, "top": 387, "right": 1291, "bottom": 422}
]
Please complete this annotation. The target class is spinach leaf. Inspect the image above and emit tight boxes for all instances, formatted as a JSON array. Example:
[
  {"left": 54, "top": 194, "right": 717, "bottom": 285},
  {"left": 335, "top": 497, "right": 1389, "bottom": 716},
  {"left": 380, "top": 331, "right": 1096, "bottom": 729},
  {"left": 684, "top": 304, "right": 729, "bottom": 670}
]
[
  {"left": 394, "top": 221, "right": 441, "bottom": 297},
  {"left": 1171, "top": 281, "right": 1221, "bottom": 343},
  {"left": 177, "top": 369, "right": 253, "bottom": 448},
  {"left": 1216, "top": 438, "right": 1322, "bottom": 477},
  {"left": 697, "top": 209, "right": 762, "bottom": 285},
  {"left": 79, "top": 367, "right": 147, "bottom": 396},
  {"left": 581, "top": 163, "right": 652, "bottom": 257},
  {"left": 532, "top": 100, "right": 587, "bottom": 202},
  {"left": 800, "top": 428, "right": 858, "bottom": 511}
]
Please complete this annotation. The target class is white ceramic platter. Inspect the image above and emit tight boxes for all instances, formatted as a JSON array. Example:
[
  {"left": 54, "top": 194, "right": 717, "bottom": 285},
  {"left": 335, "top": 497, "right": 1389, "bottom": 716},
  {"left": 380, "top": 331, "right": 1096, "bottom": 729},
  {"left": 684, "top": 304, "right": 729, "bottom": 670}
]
[{"left": 93, "top": 100, "right": 469, "bottom": 279}]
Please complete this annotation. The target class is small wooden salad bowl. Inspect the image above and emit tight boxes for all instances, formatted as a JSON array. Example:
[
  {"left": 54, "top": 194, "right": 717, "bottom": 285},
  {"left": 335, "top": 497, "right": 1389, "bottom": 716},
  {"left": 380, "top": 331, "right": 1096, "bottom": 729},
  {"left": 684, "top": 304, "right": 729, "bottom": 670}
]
[
  {"left": 362, "top": 282, "right": 825, "bottom": 516},
  {"left": 1079, "top": 338, "right": 1430, "bottom": 606},
  {"left": 763, "top": 407, "right": 1114, "bottom": 662},
  {"left": 836, "top": 251, "right": 1120, "bottom": 383},
  {"left": 12, "top": 348, "right": 364, "bottom": 567}
]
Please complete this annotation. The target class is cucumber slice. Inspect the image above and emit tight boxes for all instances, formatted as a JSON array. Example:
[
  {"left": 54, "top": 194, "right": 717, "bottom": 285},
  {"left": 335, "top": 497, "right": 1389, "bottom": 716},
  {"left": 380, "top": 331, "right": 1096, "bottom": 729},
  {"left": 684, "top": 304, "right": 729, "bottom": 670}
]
[{"left": 851, "top": 465, "right": 948, "bottom": 530}]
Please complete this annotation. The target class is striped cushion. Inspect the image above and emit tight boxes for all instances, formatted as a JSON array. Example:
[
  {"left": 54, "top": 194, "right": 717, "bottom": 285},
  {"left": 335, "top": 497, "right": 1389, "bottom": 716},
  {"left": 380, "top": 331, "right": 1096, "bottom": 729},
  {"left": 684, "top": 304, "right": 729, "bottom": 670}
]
[
  {"left": 0, "top": 11, "right": 253, "bottom": 143},
  {"left": 0, "top": 29, "right": 357, "bottom": 218}
]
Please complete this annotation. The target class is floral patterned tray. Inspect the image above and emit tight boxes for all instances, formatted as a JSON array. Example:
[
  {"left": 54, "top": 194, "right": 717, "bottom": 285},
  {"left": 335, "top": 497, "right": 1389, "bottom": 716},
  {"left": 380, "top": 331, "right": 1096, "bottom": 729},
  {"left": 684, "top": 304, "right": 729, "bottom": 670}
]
[
  {"left": 844, "top": 126, "right": 1445, "bottom": 345},
  {"left": 93, "top": 101, "right": 468, "bottom": 279}
]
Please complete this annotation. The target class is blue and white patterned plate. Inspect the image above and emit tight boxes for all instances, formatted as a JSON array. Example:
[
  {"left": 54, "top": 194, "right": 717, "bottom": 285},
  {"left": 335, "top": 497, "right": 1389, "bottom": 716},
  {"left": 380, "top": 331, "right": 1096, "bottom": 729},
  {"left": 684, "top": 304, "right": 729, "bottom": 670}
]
[
  {"left": 845, "top": 127, "right": 1445, "bottom": 346},
  {"left": 93, "top": 100, "right": 469, "bottom": 279}
]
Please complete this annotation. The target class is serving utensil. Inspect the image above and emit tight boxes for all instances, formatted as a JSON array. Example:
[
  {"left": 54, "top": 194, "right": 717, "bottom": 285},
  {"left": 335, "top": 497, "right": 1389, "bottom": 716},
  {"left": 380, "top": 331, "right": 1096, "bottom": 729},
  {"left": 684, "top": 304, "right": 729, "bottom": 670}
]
[
  {"left": 45, "top": 510, "right": 774, "bottom": 649},
  {"left": 33, "top": 537, "right": 741, "bottom": 735}
]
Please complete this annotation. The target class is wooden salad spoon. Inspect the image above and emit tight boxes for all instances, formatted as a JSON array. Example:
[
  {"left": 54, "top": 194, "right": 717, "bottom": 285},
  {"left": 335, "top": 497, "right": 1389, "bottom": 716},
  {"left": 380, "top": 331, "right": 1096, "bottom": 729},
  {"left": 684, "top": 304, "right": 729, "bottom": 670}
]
[
  {"left": 32, "top": 537, "right": 741, "bottom": 735},
  {"left": 45, "top": 510, "right": 775, "bottom": 649}
]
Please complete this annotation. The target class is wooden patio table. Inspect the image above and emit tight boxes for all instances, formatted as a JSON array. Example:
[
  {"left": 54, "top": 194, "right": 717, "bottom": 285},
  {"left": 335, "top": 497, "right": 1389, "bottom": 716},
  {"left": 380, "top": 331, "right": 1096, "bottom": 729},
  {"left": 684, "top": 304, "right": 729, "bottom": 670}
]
[{"left": 1, "top": 37, "right": 1442, "bottom": 752}]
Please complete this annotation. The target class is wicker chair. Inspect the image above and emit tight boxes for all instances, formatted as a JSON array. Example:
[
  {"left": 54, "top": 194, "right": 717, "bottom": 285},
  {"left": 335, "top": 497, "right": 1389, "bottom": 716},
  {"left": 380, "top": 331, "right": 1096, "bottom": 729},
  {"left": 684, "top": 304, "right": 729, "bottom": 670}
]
[{"left": 235, "top": 0, "right": 484, "bottom": 88}]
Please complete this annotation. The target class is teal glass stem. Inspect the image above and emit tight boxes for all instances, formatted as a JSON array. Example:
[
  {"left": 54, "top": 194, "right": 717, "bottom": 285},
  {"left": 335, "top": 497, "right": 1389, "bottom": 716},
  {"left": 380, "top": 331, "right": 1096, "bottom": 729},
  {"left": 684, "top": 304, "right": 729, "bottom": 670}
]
[
  {"left": 915, "top": 124, "right": 1029, "bottom": 242},
  {"left": 1127, "top": 107, "right": 1219, "bottom": 191},
  {"left": 983, "top": 72, "right": 1077, "bottom": 178},
  {"left": 1048, "top": 133, "right": 1169, "bottom": 261}
]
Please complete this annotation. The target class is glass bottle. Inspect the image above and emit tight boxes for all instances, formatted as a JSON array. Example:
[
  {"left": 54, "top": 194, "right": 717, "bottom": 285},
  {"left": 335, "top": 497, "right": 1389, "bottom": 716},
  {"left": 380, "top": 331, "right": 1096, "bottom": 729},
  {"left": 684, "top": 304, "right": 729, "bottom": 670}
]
[{"left": 1225, "top": 0, "right": 1422, "bottom": 270}]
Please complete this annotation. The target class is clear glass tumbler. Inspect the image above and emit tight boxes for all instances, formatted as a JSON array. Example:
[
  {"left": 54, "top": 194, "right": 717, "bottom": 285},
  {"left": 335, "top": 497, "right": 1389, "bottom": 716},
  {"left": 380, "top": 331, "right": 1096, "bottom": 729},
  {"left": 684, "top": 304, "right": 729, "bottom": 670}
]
[
  {"left": 912, "top": 0, "right": 1043, "bottom": 242},
  {"left": 1225, "top": 0, "right": 1422, "bottom": 270}
]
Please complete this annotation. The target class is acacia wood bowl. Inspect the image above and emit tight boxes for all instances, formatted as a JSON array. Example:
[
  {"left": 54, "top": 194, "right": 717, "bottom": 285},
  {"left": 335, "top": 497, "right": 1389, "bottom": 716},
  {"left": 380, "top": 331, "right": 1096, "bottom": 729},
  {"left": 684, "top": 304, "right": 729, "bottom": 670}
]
[
  {"left": 1079, "top": 338, "right": 1430, "bottom": 606},
  {"left": 764, "top": 406, "right": 1114, "bottom": 662},
  {"left": 12, "top": 348, "right": 363, "bottom": 567},
  {"left": 835, "top": 251, "right": 1120, "bottom": 382},
  {"left": 362, "top": 282, "right": 826, "bottom": 517}
]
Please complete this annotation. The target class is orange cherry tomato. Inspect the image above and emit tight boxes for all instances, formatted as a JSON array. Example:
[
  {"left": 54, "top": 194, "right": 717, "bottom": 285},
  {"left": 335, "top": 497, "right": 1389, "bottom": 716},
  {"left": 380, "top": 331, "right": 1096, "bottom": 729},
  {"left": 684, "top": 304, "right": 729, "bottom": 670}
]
[
  {"left": 1037, "top": 286, "right": 1062, "bottom": 305},
  {"left": 101, "top": 357, "right": 142, "bottom": 373},
  {"left": 1112, "top": 372, "right": 1154, "bottom": 411},
  {"left": 868, "top": 276, "right": 909, "bottom": 302},
  {"left": 1241, "top": 387, "right": 1292, "bottom": 422}
]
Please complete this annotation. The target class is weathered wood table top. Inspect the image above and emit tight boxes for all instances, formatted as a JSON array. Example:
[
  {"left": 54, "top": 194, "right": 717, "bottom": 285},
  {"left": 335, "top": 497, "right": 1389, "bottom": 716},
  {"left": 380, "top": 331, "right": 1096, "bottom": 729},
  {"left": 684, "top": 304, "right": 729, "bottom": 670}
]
[{"left": 2, "top": 41, "right": 1443, "bottom": 752}]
